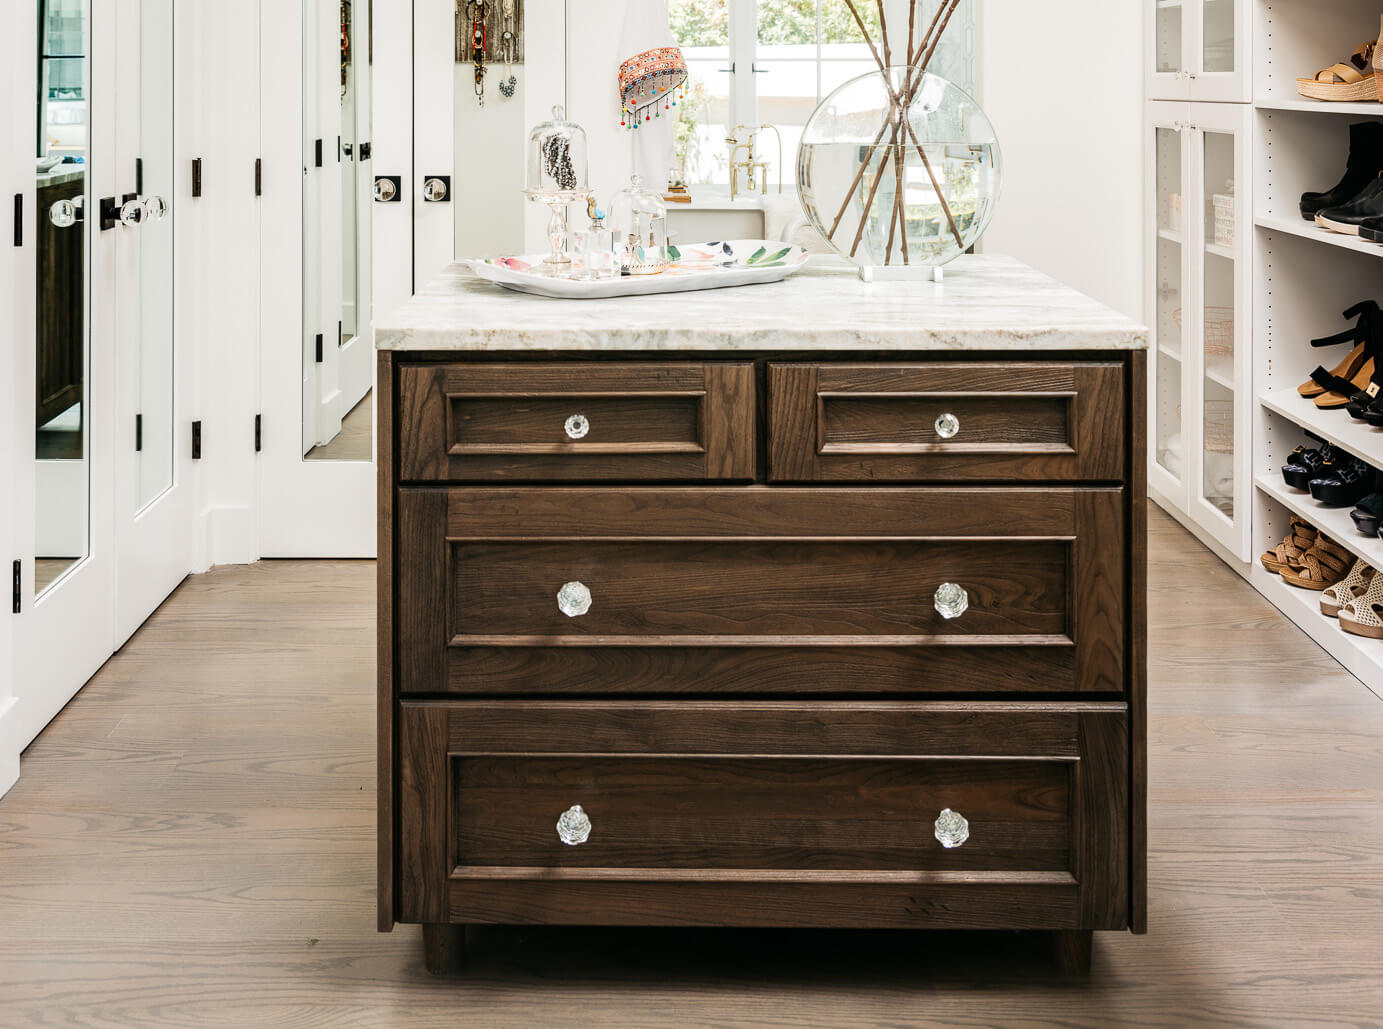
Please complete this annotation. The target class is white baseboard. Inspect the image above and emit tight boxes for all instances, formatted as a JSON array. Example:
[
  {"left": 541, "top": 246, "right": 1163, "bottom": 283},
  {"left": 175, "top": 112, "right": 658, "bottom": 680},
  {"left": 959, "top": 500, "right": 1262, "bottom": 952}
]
[{"left": 0, "top": 696, "right": 21, "bottom": 800}]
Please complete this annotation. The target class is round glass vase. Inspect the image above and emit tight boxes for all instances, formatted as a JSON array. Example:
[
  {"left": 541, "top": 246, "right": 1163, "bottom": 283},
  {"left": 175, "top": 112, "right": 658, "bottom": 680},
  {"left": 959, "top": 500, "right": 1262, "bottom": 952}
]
[
  {"left": 796, "top": 69, "right": 1002, "bottom": 276},
  {"left": 523, "top": 105, "right": 591, "bottom": 273},
  {"left": 608, "top": 173, "right": 670, "bottom": 276}
]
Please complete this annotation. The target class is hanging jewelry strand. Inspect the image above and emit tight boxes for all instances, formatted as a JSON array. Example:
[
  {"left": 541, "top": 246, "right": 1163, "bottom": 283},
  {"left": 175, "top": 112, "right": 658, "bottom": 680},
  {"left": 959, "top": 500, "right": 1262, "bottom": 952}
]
[
  {"left": 499, "top": 0, "right": 517, "bottom": 98},
  {"left": 469, "top": 0, "right": 488, "bottom": 106}
]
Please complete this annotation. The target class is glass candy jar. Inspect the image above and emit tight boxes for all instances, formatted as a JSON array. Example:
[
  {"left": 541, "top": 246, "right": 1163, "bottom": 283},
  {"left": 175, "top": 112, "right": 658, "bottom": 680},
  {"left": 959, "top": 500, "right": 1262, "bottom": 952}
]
[
  {"left": 609, "top": 173, "right": 669, "bottom": 276},
  {"left": 524, "top": 105, "right": 591, "bottom": 272}
]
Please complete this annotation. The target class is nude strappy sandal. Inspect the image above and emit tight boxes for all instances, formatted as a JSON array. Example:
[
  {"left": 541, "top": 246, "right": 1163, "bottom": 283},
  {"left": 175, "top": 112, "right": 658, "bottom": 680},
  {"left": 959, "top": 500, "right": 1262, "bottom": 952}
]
[
  {"left": 1322, "top": 558, "right": 1374, "bottom": 617},
  {"left": 1297, "top": 29, "right": 1383, "bottom": 103},
  {"left": 1339, "top": 571, "right": 1383, "bottom": 637},
  {"left": 1280, "top": 534, "right": 1353, "bottom": 591},
  {"left": 1260, "top": 516, "right": 1319, "bottom": 574}
]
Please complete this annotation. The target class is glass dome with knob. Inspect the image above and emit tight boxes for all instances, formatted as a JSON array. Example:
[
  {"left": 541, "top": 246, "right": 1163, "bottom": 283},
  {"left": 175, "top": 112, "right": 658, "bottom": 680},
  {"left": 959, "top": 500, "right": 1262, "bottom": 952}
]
[{"left": 524, "top": 105, "right": 592, "bottom": 274}]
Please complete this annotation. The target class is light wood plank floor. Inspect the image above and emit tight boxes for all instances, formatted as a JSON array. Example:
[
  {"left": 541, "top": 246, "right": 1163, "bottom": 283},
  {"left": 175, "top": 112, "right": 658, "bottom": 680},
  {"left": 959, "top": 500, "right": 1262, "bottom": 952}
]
[{"left": 1, "top": 506, "right": 1381, "bottom": 1027}]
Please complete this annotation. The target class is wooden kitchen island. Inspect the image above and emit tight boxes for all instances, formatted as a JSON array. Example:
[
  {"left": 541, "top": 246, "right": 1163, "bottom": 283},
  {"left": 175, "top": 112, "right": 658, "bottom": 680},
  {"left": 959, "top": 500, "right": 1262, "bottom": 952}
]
[{"left": 374, "top": 255, "right": 1149, "bottom": 975}]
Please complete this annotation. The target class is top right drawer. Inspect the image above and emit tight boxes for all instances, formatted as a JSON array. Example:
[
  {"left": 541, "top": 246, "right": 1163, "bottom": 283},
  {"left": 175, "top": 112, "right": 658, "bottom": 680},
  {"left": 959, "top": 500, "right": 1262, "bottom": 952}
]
[{"left": 768, "top": 362, "right": 1126, "bottom": 482}]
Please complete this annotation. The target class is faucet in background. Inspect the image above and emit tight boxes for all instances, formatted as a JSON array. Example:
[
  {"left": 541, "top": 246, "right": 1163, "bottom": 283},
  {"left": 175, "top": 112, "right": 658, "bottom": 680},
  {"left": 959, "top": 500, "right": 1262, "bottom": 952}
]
[{"left": 725, "top": 124, "right": 783, "bottom": 200}]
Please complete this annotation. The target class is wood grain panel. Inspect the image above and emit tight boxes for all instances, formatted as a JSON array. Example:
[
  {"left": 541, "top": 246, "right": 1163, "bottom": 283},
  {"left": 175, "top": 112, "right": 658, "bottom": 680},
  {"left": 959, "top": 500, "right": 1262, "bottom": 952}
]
[
  {"left": 1075, "top": 711, "right": 1129, "bottom": 929},
  {"left": 449, "top": 538, "right": 1069, "bottom": 639},
  {"left": 447, "top": 879, "right": 1081, "bottom": 929},
  {"left": 768, "top": 362, "right": 1125, "bottom": 482},
  {"left": 439, "top": 644, "right": 1080, "bottom": 695},
  {"left": 440, "top": 486, "right": 1084, "bottom": 540},
  {"left": 453, "top": 756, "right": 1070, "bottom": 871},
  {"left": 398, "top": 362, "right": 755, "bottom": 481},
  {"left": 376, "top": 353, "right": 396, "bottom": 930},
  {"left": 398, "top": 704, "right": 449, "bottom": 924},
  {"left": 1128, "top": 350, "right": 1149, "bottom": 934},
  {"left": 396, "top": 491, "right": 448, "bottom": 697},
  {"left": 427, "top": 700, "right": 1118, "bottom": 757}
]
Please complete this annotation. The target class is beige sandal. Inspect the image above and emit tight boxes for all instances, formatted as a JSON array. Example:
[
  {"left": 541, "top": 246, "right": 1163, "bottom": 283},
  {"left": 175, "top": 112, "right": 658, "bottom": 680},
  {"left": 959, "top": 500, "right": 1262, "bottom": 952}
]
[
  {"left": 1260, "top": 516, "right": 1319, "bottom": 574},
  {"left": 1281, "top": 534, "right": 1353, "bottom": 591},
  {"left": 1322, "top": 558, "right": 1374, "bottom": 616},
  {"left": 1339, "top": 572, "right": 1383, "bottom": 637},
  {"left": 1297, "top": 31, "right": 1383, "bottom": 103}
]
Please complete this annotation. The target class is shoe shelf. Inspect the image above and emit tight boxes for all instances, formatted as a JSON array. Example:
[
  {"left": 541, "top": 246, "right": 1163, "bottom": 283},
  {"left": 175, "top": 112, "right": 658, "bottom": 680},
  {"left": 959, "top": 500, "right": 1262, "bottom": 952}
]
[
  {"left": 1254, "top": 98, "right": 1383, "bottom": 117},
  {"left": 1248, "top": 564, "right": 1383, "bottom": 702},
  {"left": 1259, "top": 388, "right": 1383, "bottom": 470},
  {"left": 1255, "top": 474, "right": 1383, "bottom": 570},
  {"left": 1254, "top": 213, "right": 1383, "bottom": 258}
]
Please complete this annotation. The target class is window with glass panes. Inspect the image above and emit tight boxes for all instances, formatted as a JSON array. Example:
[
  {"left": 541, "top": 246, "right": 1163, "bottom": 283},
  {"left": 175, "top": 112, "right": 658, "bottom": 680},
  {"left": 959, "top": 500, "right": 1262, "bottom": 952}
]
[{"left": 669, "top": 0, "right": 973, "bottom": 188}]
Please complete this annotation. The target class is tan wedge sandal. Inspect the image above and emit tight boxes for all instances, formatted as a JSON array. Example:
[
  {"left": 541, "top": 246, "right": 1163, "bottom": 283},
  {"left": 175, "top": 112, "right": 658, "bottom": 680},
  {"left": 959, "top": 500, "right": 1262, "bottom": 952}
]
[
  {"left": 1297, "top": 30, "right": 1383, "bottom": 103},
  {"left": 1260, "top": 516, "right": 1319, "bottom": 574},
  {"left": 1322, "top": 558, "right": 1374, "bottom": 616},
  {"left": 1339, "top": 572, "right": 1383, "bottom": 637},
  {"left": 1281, "top": 534, "right": 1353, "bottom": 591}
]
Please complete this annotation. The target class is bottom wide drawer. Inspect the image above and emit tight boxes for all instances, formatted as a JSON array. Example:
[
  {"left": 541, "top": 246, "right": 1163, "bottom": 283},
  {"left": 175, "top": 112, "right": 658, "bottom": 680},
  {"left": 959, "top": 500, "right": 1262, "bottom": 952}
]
[{"left": 395, "top": 701, "right": 1130, "bottom": 930}]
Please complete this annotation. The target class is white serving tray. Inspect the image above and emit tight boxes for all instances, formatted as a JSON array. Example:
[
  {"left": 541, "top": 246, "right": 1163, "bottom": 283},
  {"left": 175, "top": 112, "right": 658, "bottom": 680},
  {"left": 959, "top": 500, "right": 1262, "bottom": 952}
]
[{"left": 466, "top": 239, "right": 808, "bottom": 299}]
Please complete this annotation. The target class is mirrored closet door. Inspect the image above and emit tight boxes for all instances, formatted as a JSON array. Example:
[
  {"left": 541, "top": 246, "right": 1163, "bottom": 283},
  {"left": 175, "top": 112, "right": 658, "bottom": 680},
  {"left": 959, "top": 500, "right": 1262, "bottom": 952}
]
[
  {"left": 259, "top": 0, "right": 378, "bottom": 557},
  {"left": 10, "top": 0, "right": 118, "bottom": 757}
]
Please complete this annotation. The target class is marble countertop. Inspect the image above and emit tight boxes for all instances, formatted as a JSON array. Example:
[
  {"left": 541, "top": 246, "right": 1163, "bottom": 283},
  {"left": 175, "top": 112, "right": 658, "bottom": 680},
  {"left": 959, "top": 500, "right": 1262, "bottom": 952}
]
[
  {"left": 37, "top": 167, "right": 86, "bottom": 188},
  {"left": 376, "top": 254, "right": 1148, "bottom": 352}
]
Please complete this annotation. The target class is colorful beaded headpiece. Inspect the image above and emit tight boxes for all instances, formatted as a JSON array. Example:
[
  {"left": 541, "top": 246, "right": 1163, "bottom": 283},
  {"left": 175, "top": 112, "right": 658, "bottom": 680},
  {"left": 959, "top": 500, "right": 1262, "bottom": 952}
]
[{"left": 618, "top": 46, "right": 688, "bottom": 129}]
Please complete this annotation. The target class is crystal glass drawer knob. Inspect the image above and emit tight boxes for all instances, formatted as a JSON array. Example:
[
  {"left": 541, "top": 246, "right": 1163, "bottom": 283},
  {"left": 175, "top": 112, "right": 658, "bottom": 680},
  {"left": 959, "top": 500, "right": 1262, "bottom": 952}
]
[
  {"left": 934, "top": 413, "right": 960, "bottom": 439},
  {"left": 934, "top": 808, "right": 969, "bottom": 849},
  {"left": 564, "top": 413, "right": 590, "bottom": 440},
  {"left": 49, "top": 197, "right": 82, "bottom": 228},
  {"left": 556, "top": 805, "right": 592, "bottom": 846},
  {"left": 933, "top": 582, "right": 969, "bottom": 620},
  {"left": 557, "top": 580, "right": 592, "bottom": 618}
]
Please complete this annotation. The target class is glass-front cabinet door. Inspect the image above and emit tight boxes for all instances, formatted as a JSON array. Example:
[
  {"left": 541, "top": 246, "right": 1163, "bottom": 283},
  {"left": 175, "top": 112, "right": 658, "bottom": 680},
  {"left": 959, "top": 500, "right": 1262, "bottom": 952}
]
[
  {"left": 1189, "top": 103, "right": 1251, "bottom": 561},
  {"left": 1148, "top": 104, "right": 1190, "bottom": 508},
  {"left": 1148, "top": 0, "right": 1249, "bottom": 103}
]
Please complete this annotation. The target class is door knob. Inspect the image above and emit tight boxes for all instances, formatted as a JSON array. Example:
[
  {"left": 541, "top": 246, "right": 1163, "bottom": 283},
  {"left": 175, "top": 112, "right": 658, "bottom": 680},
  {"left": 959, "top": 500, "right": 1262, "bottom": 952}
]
[
  {"left": 119, "top": 198, "right": 148, "bottom": 227},
  {"left": 144, "top": 195, "right": 169, "bottom": 222},
  {"left": 423, "top": 176, "right": 451, "bottom": 203},
  {"left": 49, "top": 196, "right": 83, "bottom": 228},
  {"left": 374, "top": 176, "right": 401, "bottom": 203}
]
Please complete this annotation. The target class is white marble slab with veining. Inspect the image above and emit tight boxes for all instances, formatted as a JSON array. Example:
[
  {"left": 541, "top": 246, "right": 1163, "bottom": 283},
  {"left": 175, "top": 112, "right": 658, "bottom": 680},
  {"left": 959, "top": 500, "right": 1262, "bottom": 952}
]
[{"left": 376, "top": 254, "right": 1148, "bottom": 352}]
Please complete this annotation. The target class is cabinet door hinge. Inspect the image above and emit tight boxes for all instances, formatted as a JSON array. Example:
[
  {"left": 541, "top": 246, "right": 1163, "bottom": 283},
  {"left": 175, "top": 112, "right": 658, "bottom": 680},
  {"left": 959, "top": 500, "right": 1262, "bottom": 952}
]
[
  {"left": 254, "top": 414, "right": 262, "bottom": 453},
  {"left": 192, "top": 158, "right": 203, "bottom": 198},
  {"left": 12, "top": 193, "right": 21, "bottom": 247},
  {"left": 255, "top": 158, "right": 262, "bottom": 197},
  {"left": 136, "top": 157, "right": 144, "bottom": 195},
  {"left": 192, "top": 420, "right": 202, "bottom": 460},
  {"left": 12, "top": 560, "right": 21, "bottom": 614},
  {"left": 315, "top": 139, "right": 323, "bottom": 168},
  {"left": 135, "top": 413, "right": 143, "bottom": 452},
  {"left": 315, "top": 334, "right": 324, "bottom": 363},
  {"left": 338, "top": 320, "right": 343, "bottom": 347}
]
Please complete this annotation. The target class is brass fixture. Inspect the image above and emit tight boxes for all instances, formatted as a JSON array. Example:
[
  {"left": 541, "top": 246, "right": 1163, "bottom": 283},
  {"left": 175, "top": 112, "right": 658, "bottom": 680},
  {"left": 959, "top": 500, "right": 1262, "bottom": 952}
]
[{"left": 725, "top": 124, "right": 783, "bottom": 200}]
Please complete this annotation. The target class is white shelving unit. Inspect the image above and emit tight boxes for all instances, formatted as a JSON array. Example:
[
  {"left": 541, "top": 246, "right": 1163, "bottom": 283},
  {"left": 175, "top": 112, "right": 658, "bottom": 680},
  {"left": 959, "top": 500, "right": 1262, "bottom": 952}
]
[{"left": 1149, "top": 0, "right": 1383, "bottom": 700}]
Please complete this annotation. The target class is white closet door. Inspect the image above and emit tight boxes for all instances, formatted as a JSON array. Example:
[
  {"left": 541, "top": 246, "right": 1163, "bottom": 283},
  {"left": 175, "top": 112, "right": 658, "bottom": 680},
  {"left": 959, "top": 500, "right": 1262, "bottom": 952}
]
[
  {"left": 258, "top": 0, "right": 376, "bottom": 558},
  {"left": 9, "top": 0, "right": 118, "bottom": 758},
  {"left": 112, "top": 0, "right": 195, "bottom": 644}
]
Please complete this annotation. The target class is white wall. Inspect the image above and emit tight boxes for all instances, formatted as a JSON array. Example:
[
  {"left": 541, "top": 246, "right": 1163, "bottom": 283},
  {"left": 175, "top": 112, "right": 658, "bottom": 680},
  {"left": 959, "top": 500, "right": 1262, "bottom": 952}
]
[{"left": 977, "top": 0, "right": 1144, "bottom": 321}]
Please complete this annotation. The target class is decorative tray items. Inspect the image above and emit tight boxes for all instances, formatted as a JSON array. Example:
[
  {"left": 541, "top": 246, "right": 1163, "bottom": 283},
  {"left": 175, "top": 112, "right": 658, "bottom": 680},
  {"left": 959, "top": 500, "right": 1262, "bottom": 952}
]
[{"left": 469, "top": 240, "right": 808, "bottom": 300}]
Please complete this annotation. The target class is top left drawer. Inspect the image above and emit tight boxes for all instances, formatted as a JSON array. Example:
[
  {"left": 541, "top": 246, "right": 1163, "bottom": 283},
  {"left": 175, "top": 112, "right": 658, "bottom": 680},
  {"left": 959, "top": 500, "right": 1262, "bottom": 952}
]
[{"left": 397, "top": 362, "right": 757, "bottom": 482}]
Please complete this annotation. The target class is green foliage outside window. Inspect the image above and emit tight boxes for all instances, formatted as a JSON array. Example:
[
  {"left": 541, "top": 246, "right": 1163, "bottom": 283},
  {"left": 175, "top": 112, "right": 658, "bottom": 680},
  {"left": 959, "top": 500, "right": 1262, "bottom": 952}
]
[{"left": 669, "top": 0, "right": 879, "bottom": 49}]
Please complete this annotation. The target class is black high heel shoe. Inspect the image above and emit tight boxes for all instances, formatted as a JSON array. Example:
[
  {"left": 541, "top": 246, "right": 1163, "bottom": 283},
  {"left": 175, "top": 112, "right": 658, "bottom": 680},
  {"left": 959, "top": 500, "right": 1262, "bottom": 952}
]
[
  {"left": 1284, "top": 439, "right": 1335, "bottom": 490},
  {"left": 1299, "top": 300, "right": 1382, "bottom": 401},
  {"left": 1311, "top": 455, "right": 1375, "bottom": 507}
]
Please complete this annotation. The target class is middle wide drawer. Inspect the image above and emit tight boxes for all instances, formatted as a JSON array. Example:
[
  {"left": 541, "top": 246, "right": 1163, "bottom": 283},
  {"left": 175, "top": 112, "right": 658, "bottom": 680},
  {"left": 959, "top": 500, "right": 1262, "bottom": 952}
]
[{"left": 395, "top": 486, "right": 1126, "bottom": 696}]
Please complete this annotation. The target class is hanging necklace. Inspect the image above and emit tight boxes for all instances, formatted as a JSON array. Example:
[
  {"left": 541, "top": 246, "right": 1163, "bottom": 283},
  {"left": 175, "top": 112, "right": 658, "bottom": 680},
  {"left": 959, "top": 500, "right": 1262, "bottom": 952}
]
[
  {"left": 499, "top": 0, "right": 517, "bottom": 98},
  {"left": 469, "top": 0, "right": 488, "bottom": 106}
]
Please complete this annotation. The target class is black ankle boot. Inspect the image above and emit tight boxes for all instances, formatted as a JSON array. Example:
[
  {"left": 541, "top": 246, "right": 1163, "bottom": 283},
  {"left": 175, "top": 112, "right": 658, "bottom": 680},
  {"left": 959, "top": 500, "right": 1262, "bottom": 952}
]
[{"left": 1301, "top": 122, "right": 1383, "bottom": 221}]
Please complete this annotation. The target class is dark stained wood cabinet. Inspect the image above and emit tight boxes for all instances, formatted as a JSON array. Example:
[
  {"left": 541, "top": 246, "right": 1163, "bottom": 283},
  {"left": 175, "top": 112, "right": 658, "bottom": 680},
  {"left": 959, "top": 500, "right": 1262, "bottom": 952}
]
[
  {"left": 36, "top": 175, "right": 85, "bottom": 428},
  {"left": 379, "top": 350, "right": 1148, "bottom": 976}
]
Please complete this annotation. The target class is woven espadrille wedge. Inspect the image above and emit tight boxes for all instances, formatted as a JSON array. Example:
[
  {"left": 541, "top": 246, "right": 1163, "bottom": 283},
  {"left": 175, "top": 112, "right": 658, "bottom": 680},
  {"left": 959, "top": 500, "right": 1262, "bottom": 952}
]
[
  {"left": 1281, "top": 534, "right": 1353, "bottom": 591},
  {"left": 1339, "top": 571, "right": 1383, "bottom": 637},
  {"left": 1260, "top": 516, "right": 1319, "bottom": 574}
]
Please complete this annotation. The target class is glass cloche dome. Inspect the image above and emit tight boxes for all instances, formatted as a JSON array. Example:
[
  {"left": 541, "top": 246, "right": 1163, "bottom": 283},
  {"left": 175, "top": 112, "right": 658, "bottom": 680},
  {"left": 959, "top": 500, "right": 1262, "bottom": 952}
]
[
  {"left": 525, "top": 105, "right": 589, "bottom": 199},
  {"left": 797, "top": 69, "right": 1002, "bottom": 272},
  {"left": 608, "top": 173, "right": 669, "bottom": 275}
]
